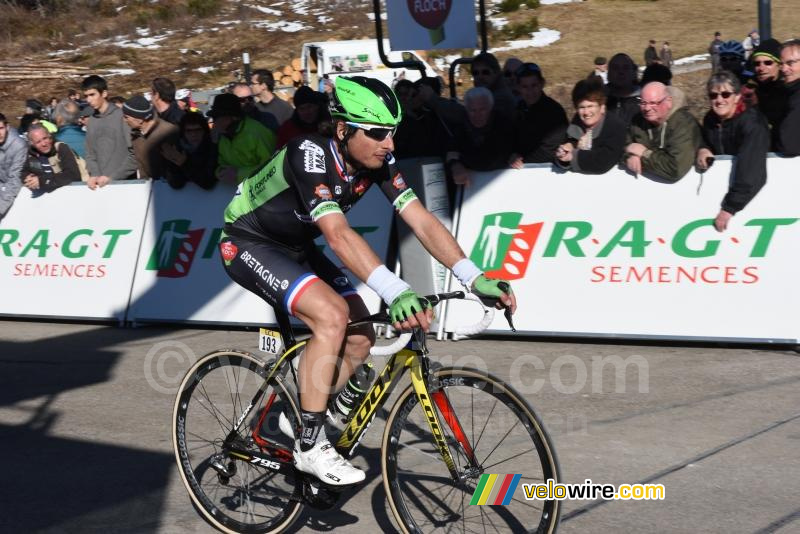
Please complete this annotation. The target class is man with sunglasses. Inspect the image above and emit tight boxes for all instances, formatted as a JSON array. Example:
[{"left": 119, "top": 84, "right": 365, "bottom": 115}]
[
  {"left": 219, "top": 76, "right": 516, "bottom": 486},
  {"left": 777, "top": 39, "right": 800, "bottom": 156},
  {"left": 747, "top": 39, "right": 788, "bottom": 150},
  {"left": 470, "top": 52, "right": 516, "bottom": 121}
]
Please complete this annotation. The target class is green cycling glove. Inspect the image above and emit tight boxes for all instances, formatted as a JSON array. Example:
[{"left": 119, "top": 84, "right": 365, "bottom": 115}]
[
  {"left": 471, "top": 275, "right": 513, "bottom": 306},
  {"left": 389, "top": 290, "right": 430, "bottom": 324}
]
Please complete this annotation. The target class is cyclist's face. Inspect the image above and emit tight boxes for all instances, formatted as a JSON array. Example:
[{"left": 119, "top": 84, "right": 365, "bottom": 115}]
[{"left": 340, "top": 122, "right": 394, "bottom": 169}]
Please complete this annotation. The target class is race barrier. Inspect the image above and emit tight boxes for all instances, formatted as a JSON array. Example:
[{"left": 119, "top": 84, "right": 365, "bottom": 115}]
[
  {"left": 443, "top": 156, "right": 800, "bottom": 343},
  {"left": 1, "top": 156, "right": 798, "bottom": 342}
]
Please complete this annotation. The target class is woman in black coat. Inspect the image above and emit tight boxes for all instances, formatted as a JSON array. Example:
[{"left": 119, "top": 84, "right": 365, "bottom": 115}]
[
  {"left": 555, "top": 78, "right": 627, "bottom": 174},
  {"left": 696, "top": 71, "right": 770, "bottom": 232}
]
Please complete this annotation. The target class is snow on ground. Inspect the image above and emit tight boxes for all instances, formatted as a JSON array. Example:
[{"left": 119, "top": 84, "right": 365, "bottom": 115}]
[
  {"left": 492, "top": 17, "right": 509, "bottom": 29},
  {"left": 489, "top": 28, "right": 561, "bottom": 52},
  {"left": 106, "top": 68, "right": 136, "bottom": 76},
  {"left": 196, "top": 66, "right": 215, "bottom": 73},
  {"left": 246, "top": 4, "right": 282, "bottom": 16},
  {"left": 674, "top": 53, "right": 710, "bottom": 66},
  {"left": 366, "top": 12, "right": 387, "bottom": 21},
  {"left": 253, "top": 20, "right": 310, "bottom": 32}
]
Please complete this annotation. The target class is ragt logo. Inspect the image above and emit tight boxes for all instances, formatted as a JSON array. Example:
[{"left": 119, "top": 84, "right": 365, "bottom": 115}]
[
  {"left": 469, "top": 212, "right": 543, "bottom": 280},
  {"left": 146, "top": 220, "right": 222, "bottom": 278}
]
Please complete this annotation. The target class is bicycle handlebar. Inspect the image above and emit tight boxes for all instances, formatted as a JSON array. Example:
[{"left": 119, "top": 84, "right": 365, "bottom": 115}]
[{"left": 367, "top": 289, "right": 513, "bottom": 355}]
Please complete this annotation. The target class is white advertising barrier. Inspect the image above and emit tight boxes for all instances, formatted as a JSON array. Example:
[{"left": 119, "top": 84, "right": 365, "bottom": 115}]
[
  {"left": 386, "top": 0, "right": 477, "bottom": 50},
  {"left": 444, "top": 157, "right": 800, "bottom": 342},
  {"left": 0, "top": 181, "right": 151, "bottom": 321},
  {"left": 127, "top": 180, "right": 394, "bottom": 325}
]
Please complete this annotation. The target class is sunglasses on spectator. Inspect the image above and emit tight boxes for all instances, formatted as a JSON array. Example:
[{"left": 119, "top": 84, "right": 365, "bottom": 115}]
[
  {"left": 708, "top": 91, "right": 735, "bottom": 100},
  {"left": 471, "top": 68, "right": 493, "bottom": 76},
  {"left": 346, "top": 121, "right": 397, "bottom": 141},
  {"left": 515, "top": 63, "right": 542, "bottom": 77},
  {"left": 753, "top": 59, "right": 777, "bottom": 66}
]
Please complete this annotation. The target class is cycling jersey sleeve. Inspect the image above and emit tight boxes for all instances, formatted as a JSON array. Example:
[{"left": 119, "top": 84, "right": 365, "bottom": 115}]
[
  {"left": 373, "top": 153, "right": 419, "bottom": 214},
  {"left": 286, "top": 138, "right": 342, "bottom": 222}
]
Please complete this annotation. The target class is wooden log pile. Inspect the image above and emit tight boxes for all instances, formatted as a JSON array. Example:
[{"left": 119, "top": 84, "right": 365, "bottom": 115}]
[
  {"left": 0, "top": 60, "right": 90, "bottom": 83},
  {"left": 276, "top": 57, "right": 304, "bottom": 89}
]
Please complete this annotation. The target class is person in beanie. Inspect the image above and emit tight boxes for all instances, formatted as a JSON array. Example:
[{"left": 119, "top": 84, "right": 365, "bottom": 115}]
[
  {"left": 276, "top": 86, "right": 330, "bottom": 148},
  {"left": 122, "top": 94, "right": 179, "bottom": 180},
  {"left": 81, "top": 74, "right": 137, "bottom": 189},
  {"left": 746, "top": 38, "right": 788, "bottom": 149}
]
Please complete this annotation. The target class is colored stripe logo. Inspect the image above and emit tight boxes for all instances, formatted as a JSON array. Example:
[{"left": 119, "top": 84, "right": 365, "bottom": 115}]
[{"left": 469, "top": 474, "right": 522, "bottom": 505}]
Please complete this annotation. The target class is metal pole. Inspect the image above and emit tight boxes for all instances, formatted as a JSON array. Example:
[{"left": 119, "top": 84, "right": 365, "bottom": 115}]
[
  {"left": 372, "top": 0, "right": 426, "bottom": 77},
  {"left": 242, "top": 52, "right": 251, "bottom": 84},
  {"left": 758, "top": 0, "right": 772, "bottom": 41}
]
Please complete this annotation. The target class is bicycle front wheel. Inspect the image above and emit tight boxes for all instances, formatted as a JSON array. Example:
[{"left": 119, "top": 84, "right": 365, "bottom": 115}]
[
  {"left": 172, "top": 350, "right": 302, "bottom": 534},
  {"left": 382, "top": 367, "right": 560, "bottom": 534}
]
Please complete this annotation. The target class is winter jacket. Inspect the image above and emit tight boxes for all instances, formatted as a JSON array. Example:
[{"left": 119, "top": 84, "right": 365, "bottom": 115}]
[
  {"left": 512, "top": 94, "right": 568, "bottom": 164},
  {"left": 24, "top": 142, "right": 82, "bottom": 193},
  {"left": 453, "top": 113, "right": 515, "bottom": 171},
  {"left": 777, "top": 79, "right": 800, "bottom": 156},
  {"left": 217, "top": 116, "right": 276, "bottom": 183},
  {"left": 701, "top": 106, "right": 770, "bottom": 214},
  {"left": 131, "top": 117, "right": 180, "bottom": 180},
  {"left": 627, "top": 93, "right": 702, "bottom": 182},
  {"left": 606, "top": 86, "right": 641, "bottom": 127},
  {"left": 255, "top": 97, "right": 293, "bottom": 126},
  {"left": 158, "top": 101, "right": 185, "bottom": 125},
  {"left": 559, "top": 113, "right": 627, "bottom": 175},
  {"left": 84, "top": 103, "right": 138, "bottom": 180},
  {"left": 0, "top": 128, "right": 26, "bottom": 218},
  {"left": 165, "top": 136, "right": 218, "bottom": 190},
  {"left": 393, "top": 106, "right": 453, "bottom": 161},
  {"left": 55, "top": 124, "right": 86, "bottom": 158}
]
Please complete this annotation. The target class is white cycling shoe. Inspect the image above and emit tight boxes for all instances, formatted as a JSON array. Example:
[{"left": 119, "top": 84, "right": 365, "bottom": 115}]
[{"left": 293, "top": 439, "right": 365, "bottom": 485}]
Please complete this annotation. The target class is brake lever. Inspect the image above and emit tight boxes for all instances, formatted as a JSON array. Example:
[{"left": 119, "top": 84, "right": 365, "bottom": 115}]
[{"left": 496, "top": 282, "right": 516, "bottom": 332}]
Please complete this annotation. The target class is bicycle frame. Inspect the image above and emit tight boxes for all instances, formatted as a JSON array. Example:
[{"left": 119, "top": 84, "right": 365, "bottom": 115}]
[{"left": 224, "top": 317, "right": 480, "bottom": 484}]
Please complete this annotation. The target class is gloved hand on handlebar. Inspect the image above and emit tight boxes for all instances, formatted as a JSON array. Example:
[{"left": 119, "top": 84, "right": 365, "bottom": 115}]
[
  {"left": 471, "top": 275, "right": 516, "bottom": 314},
  {"left": 389, "top": 289, "right": 433, "bottom": 332}
]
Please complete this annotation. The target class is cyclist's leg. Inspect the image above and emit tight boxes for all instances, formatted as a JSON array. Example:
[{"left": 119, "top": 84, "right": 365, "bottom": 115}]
[{"left": 306, "top": 247, "right": 375, "bottom": 392}]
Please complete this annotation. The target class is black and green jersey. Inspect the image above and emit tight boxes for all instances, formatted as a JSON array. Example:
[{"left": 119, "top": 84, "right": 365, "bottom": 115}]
[{"left": 224, "top": 134, "right": 417, "bottom": 246}]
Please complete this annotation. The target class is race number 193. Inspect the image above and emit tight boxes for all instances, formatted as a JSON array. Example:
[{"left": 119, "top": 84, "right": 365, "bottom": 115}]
[{"left": 258, "top": 328, "right": 283, "bottom": 355}]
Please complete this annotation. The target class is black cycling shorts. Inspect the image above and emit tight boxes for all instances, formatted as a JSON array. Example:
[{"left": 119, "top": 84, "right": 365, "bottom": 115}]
[{"left": 220, "top": 235, "right": 357, "bottom": 317}]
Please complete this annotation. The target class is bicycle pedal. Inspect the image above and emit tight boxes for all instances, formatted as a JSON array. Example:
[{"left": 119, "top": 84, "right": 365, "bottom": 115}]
[{"left": 300, "top": 476, "right": 349, "bottom": 509}]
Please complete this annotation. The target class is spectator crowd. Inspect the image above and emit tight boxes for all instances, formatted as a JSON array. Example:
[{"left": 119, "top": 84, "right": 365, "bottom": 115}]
[{"left": 1, "top": 31, "right": 799, "bottom": 232}]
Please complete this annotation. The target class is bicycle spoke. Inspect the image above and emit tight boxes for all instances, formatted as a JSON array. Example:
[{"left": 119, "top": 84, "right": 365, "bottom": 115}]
[
  {"left": 482, "top": 446, "right": 537, "bottom": 471},
  {"left": 479, "top": 419, "right": 520, "bottom": 468},
  {"left": 472, "top": 399, "right": 498, "bottom": 452}
]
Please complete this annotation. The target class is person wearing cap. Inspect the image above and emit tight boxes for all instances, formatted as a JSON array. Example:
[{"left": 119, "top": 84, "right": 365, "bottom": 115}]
[
  {"left": 747, "top": 38, "right": 788, "bottom": 149},
  {"left": 81, "top": 74, "right": 137, "bottom": 189},
  {"left": 777, "top": 39, "right": 800, "bottom": 156},
  {"left": 592, "top": 56, "right": 608, "bottom": 84},
  {"left": 122, "top": 94, "right": 179, "bottom": 180},
  {"left": 508, "top": 62, "right": 568, "bottom": 167},
  {"left": 275, "top": 86, "right": 329, "bottom": 149},
  {"left": 24, "top": 99, "right": 57, "bottom": 134},
  {"left": 207, "top": 92, "right": 275, "bottom": 184}
]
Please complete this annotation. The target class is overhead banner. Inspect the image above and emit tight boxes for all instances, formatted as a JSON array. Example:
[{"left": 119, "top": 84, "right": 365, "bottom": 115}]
[
  {"left": 386, "top": 0, "right": 477, "bottom": 50},
  {"left": 444, "top": 157, "right": 800, "bottom": 342},
  {"left": 127, "top": 181, "right": 394, "bottom": 325},
  {"left": 0, "top": 181, "right": 151, "bottom": 321}
]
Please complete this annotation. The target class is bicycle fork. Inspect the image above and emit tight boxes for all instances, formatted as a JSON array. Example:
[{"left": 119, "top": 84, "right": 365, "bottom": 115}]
[{"left": 408, "top": 342, "right": 480, "bottom": 483}]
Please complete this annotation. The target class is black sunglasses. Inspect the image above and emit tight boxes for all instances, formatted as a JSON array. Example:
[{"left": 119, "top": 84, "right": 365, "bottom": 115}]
[
  {"left": 753, "top": 59, "right": 776, "bottom": 66},
  {"left": 708, "top": 91, "right": 734, "bottom": 100}
]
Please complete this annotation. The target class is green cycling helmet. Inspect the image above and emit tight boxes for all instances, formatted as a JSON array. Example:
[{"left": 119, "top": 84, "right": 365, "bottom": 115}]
[{"left": 329, "top": 76, "right": 402, "bottom": 126}]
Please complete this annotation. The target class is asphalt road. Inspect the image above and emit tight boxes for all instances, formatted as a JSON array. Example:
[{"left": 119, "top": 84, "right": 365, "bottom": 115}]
[{"left": 0, "top": 320, "right": 798, "bottom": 533}]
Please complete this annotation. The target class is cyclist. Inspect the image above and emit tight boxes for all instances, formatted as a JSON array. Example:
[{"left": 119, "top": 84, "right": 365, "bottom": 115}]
[{"left": 219, "top": 76, "right": 515, "bottom": 486}]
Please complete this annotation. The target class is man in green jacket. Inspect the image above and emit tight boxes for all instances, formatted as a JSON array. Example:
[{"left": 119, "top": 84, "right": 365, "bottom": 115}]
[
  {"left": 208, "top": 93, "right": 276, "bottom": 184},
  {"left": 624, "top": 82, "right": 701, "bottom": 182}
]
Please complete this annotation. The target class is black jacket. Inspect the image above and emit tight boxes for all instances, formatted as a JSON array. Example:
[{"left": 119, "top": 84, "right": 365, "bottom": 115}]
[
  {"left": 24, "top": 142, "right": 81, "bottom": 193},
  {"left": 605, "top": 88, "right": 641, "bottom": 128},
  {"left": 559, "top": 113, "right": 627, "bottom": 174},
  {"left": 777, "top": 79, "right": 800, "bottom": 156},
  {"left": 701, "top": 106, "right": 770, "bottom": 214},
  {"left": 454, "top": 113, "right": 514, "bottom": 171},
  {"left": 754, "top": 78, "right": 788, "bottom": 149},
  {"left": 512, "top": 94, "right": 568, "bottom": 164}
]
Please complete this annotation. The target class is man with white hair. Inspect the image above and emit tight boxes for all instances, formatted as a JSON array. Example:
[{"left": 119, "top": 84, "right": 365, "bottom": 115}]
[{"left": 625, "top": 81, "right": 701, "bottom": 181}]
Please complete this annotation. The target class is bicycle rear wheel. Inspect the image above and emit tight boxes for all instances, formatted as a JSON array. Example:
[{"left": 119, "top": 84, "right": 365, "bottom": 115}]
[
  {"left": 172, "top": 350, "right": 302, "bottom": 534},
  {"left": 382, "top": 367, "right": 560, "bottom": 533}
]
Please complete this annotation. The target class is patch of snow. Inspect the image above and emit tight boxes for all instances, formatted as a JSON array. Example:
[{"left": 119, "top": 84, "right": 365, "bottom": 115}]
[
  {"left": 218, "top": 20, "right": 242, "bottom": 25},
  {"left": 673, "top": 53, "right": 709, "bottom": 66},
  {"left": 489, "top": 28, "right": 561, "bottom": 53},
  {"left": 179, "top": 48, "right": 188, "bottom": 53},
  {"left": 106, "top": 68, "right": 136, "bottom": 76},
  {"left": 291, "top": 0, "right": 310, "bottom": 15},
  {"left": 135, "top": 27, "right": 150, "bottom": 36},
  {"left": 196, "top": 66, "right": 216, "bottom": 74},
  {"left": 253, "top": 20, "right": 310, "bottom": 32},
  {"left": 318, "top": 15, "right": 333, "bottom": 24},
  {"left": 366, "top": 12, "right": 387, "bottom": 21},
  {"left": 492, "top": 17, "right": 509, "bottom": 29},
  {"left": 246, "top": 4, "right": 282, "bottom": 16}
]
